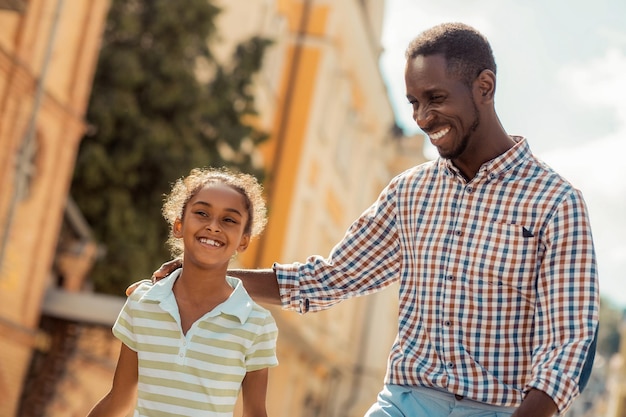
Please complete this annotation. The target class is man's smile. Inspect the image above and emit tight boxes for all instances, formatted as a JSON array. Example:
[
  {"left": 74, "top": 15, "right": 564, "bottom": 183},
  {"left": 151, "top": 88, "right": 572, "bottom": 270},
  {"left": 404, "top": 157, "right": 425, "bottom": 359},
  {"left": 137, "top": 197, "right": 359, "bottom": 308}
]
[{"left": 428, "top": 126, "right": 450, "bottom": 142}]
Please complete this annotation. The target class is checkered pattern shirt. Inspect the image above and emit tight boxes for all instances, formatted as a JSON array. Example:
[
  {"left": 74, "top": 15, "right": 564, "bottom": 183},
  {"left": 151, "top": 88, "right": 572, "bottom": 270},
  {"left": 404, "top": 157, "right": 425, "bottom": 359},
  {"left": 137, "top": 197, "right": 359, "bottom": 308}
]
[{"left": 274, "top": 137, "right": 598, "bottom": 413}]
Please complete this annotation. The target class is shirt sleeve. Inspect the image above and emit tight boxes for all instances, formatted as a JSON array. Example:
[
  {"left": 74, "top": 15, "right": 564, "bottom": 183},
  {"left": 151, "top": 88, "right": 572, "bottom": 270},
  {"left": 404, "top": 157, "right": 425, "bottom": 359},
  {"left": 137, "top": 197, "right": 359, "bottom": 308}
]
[
  {"left": 526, "top": 188, "right": 599, "bottom": 414},
  {"left": 245, "top": 312, "right": 279, "bottom": 371},
  {"left": 274, "top": 179, "right": 403, "bottom": 313},
  {"left": 112, "top": 283, "right": 150, "bottom": 351}
]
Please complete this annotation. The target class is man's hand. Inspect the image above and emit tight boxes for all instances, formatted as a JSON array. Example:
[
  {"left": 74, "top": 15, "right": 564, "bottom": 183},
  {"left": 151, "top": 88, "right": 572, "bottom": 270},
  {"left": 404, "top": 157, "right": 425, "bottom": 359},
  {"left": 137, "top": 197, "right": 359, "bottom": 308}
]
[
  {"left": 124, "top": 279, "right": 151, "bottom": 296},
  {"left": 511, "top": 389, "right": 557, "bottom": 417},
  {"left": 152, "top": 258, "right": 182, "bottom": 281},
  {"left": 124, "top": 259, "right": 182, "bottom": 296}
]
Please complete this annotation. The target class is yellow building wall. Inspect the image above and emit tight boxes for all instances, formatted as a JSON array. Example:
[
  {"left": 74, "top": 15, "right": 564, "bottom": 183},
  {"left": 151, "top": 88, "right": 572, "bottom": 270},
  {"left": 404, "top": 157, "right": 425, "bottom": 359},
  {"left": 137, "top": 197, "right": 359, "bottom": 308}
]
[
  {"left": 0, "top": 1, "right": 109, "bottom": 416},
  {"left": 213, "top": 1, "right": 425, "bottom": 416},
  {"left": 1, "top": 0, "right": 427, "bottom": 416}
]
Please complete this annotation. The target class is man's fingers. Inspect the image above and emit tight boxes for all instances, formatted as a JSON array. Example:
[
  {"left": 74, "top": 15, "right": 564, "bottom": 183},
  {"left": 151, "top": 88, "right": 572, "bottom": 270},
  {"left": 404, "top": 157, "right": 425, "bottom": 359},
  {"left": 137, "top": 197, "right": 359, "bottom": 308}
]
[
  {"left": 126, "top": 260, "right": 182, "bottom": 297},
  {"left": 125, "top": 279, "right": 151, "bottom": 296},
  {"left": 153, "top": 264, "right": 170, "bottom": 279},
  {"left": 153, "top": 259, "right": 183, "bottom": 280}
]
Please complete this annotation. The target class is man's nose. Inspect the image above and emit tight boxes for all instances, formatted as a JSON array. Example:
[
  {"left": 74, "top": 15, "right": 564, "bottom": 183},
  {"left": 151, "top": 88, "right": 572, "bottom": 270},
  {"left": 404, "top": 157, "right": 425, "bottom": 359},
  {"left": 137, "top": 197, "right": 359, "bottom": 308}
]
[{"left": 414, "top": 107, "right": 433, "bottom": 129}]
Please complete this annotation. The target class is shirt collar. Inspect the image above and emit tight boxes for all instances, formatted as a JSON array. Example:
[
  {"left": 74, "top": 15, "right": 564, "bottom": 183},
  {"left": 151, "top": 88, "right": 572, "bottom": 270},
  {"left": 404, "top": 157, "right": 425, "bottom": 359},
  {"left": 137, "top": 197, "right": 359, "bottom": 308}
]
[
  {"left": 440, "top": 136, "right": 531, "bottom": 181},
  {"left": 141, "top": 269, "right": 253, "bottom": 324}
]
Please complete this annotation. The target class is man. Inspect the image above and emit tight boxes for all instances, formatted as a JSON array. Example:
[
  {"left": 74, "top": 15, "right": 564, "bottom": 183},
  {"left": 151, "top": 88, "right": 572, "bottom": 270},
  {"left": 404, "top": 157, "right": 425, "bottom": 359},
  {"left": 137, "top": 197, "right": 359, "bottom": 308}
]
[{"left": 143, "top": 23, "right": 598, "bottom": 416}]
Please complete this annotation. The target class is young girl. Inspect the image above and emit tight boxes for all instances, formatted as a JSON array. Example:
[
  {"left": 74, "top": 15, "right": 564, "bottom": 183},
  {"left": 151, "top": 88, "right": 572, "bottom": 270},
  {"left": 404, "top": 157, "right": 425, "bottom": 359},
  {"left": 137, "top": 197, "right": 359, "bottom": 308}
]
[{"left": 88, "top": 167, "right": 278, "bottom": 417}]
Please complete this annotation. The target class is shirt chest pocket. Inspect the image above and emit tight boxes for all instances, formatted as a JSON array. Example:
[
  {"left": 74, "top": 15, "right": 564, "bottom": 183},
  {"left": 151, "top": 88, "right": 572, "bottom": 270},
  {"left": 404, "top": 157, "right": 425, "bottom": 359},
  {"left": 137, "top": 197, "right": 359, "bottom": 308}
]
[{"left": 466, "top": 221, "right": 538, "bottom": 293}]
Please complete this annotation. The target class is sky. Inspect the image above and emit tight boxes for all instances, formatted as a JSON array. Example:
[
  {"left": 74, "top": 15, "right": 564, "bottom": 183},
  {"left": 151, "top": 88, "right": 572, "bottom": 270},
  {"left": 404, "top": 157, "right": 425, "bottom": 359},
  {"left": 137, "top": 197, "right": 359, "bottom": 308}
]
[{"left": 380, "top": 0, "right": 626, "bottom": 307}]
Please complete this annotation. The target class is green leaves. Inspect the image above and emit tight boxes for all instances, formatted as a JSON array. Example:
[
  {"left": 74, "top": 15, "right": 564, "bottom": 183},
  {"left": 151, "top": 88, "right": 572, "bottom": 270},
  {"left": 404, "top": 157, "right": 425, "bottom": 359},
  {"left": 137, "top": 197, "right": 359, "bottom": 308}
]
[{"left": 70, "top": 0, "right": 270, "bottom": 295}]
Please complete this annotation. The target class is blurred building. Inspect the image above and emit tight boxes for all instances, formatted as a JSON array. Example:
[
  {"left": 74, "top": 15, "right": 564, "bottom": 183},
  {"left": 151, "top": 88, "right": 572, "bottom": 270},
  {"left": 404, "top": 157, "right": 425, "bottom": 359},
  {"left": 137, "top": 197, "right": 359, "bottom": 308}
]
[
  {"left": 0, "top": 0, "right": 427, "bottom": 416},
  {"left": 0, "top": 1, "right": 110, "bottom": 416},
  {"left": 212, "top": 1, "right": 424, "bottom": 416},
  {"left": 604, "top": 316, "right": 626, "bottom": 417}
]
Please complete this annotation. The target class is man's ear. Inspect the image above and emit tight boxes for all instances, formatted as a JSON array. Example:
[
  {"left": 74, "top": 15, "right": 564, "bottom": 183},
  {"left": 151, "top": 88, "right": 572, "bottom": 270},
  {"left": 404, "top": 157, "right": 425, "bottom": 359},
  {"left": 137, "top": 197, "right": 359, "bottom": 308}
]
[
  {"left": 474, "top": 69, "right": 496, "bottom": 102},
  {"left": 173, "top": 219, "right": 183, "bottom": 238},
  {"left": 237, "top": 234, "right": 250, "bottom": 253}
]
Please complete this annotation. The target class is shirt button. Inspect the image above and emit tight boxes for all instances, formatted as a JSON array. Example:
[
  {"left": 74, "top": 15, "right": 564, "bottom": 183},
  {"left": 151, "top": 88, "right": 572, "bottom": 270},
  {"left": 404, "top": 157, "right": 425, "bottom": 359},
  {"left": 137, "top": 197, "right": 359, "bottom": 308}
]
[
  {"left": 466, "top": 186, "right": 473, "bottom": 193},
  {"left": 447, "top": 275, "right": 454, "bottom": 281},
  {"left": 455, "top": 230, "right": 462, "bottom": 236},
  {"left": 444, "top": 320, "right": 451, "bottom": 327},
  {"left": 179, "top": 353, "right": 184, "bottom": 357},
  {"left": 447, "top": 362, "right": 455, "bottom": 368}
]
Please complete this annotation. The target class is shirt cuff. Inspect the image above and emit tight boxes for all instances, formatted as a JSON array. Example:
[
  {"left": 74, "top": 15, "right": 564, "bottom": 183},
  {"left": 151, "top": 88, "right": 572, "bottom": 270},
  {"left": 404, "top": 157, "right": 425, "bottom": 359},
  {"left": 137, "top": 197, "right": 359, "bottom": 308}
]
[
  {"left": 526, "top": 371, "right": 579, "bottom": 414},
  {"left": 272, "top": 262, "right": 309, "bottom": 314}
]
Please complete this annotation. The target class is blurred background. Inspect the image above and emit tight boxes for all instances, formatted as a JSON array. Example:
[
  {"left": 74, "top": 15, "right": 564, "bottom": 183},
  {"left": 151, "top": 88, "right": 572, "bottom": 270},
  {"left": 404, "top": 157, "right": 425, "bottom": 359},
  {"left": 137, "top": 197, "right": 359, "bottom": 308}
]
[{"left": 0, "top": 0, "right": 623, "bottom": 416}]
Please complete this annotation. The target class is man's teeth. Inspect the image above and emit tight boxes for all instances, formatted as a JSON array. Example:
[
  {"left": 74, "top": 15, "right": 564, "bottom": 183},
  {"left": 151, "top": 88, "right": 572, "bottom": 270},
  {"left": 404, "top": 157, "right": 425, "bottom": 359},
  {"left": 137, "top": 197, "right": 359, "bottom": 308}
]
[
  {"left": 200, "top": 238, "right": 222, "bottom": 247},
  {"left": 429, "top": 127, "right": 450, "bottom": 141}
]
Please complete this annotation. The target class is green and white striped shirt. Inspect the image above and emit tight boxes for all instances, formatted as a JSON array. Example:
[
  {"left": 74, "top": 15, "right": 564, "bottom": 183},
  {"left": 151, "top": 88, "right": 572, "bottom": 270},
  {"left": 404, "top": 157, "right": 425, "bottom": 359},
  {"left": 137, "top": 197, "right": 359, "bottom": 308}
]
[{"left": 113, "top": 270, "right": 278, "bottom": 416}]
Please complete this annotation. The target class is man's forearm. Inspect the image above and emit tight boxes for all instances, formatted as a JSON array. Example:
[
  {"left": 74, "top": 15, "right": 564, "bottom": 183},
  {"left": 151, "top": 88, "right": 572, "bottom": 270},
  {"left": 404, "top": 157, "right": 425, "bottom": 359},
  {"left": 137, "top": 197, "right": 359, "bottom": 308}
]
[{"left": 229, "top": 269, "right": 282, "bottom": 306}]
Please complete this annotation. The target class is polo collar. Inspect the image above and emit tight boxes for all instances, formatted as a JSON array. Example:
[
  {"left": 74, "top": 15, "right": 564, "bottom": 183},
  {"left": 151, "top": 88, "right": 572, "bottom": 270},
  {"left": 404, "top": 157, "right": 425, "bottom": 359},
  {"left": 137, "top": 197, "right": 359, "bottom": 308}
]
[{"left": 141, "top": 269, "right": 253, "bottom": 323}]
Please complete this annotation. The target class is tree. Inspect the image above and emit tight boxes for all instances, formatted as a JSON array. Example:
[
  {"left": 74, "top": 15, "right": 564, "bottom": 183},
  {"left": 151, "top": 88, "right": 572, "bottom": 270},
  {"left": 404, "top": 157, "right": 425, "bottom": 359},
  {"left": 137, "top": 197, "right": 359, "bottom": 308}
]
[{"left": 70, "top": 0, "right": 271, "bottom": 295}]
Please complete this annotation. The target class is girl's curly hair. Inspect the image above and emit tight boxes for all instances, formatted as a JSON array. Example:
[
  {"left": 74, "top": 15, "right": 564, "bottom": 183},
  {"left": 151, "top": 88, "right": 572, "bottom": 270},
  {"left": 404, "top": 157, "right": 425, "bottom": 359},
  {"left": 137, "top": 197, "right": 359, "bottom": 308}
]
[{"left": 162, "top": 167, "right": 267, "bottom": 258}]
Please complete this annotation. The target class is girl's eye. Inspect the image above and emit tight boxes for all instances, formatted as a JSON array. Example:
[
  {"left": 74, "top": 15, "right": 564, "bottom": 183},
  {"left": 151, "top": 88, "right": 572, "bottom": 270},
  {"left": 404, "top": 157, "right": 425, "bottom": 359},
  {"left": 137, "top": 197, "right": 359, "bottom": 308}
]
[{"left": 195, "top": 210, "right": 208, "bottom": 217}]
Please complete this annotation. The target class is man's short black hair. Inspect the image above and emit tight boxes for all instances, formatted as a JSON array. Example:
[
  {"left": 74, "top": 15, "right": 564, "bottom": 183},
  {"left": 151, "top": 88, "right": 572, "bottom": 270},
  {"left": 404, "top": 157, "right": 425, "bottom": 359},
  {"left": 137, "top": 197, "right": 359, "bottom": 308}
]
[{"left": 405, "top": 22, "right": 497, "bottom": 87}]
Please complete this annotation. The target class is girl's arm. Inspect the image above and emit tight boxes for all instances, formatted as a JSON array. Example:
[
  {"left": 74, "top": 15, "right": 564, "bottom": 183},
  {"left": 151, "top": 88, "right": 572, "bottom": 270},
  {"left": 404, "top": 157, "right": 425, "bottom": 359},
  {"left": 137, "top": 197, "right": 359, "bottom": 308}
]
[
  {"left": 241, "top": 368, "right": 269, "bottom": 417},
  {"left": 87, "top": 343, "right": 138, "bottom": 417}
]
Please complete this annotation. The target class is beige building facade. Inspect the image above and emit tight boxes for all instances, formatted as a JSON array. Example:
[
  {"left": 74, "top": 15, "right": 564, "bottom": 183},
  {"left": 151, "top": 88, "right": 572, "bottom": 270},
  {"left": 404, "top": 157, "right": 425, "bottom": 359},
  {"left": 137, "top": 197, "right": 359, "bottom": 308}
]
[
  {"left": 0, "top": 0, "right": 427, "bottom": 416},
  {"left": 213, "top": 1, "right": 425, "bottom": 416},
  {"left": 0, "top": 1, "right": 110, "bottom": 416}
]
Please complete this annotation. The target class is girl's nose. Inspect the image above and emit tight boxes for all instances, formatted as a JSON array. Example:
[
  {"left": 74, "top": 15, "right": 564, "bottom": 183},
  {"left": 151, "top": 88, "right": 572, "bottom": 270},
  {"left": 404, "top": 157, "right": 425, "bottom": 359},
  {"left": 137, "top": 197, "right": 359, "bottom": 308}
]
[{"left": 206, "top": 219, "right": 220, "bottom": 232}]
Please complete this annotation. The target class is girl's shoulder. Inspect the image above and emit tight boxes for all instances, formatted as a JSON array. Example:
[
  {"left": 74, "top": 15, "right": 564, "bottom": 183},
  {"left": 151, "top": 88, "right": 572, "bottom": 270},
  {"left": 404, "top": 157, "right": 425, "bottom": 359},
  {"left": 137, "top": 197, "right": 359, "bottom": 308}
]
[
  {"left": 127, "top": 280, "right": 154, "bottom": 302},
  {"left": 248, "top": 302, "right": 277, "bottom": 327}
]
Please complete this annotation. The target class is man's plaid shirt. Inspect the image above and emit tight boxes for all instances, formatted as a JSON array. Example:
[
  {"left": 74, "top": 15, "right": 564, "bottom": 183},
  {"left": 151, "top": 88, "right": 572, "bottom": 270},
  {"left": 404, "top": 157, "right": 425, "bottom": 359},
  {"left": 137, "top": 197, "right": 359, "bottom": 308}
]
[{"left": 274, "top": 137, "right": 599, "bottom": 413}]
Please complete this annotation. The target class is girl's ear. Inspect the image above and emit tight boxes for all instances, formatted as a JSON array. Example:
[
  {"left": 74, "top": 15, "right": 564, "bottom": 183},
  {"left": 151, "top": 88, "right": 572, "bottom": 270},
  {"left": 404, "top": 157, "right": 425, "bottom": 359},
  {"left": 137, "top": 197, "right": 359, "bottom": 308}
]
[
  {"left": 237, "top": 234, "right": 251, "bottom": 253},
  {"left": 173, "top": 219, "right": 183, "bottom": 238}
]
